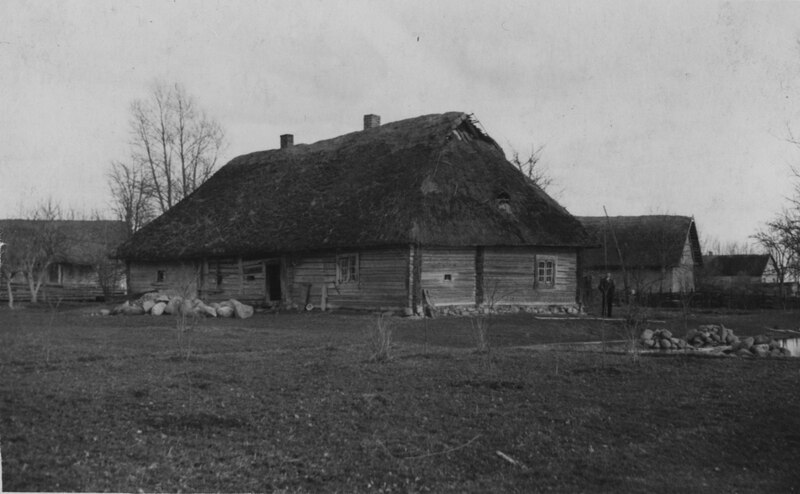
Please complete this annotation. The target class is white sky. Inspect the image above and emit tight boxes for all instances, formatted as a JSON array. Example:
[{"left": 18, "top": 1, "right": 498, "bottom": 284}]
[{"left": 3, "top": 0, "right": 800, "bottom": 246}]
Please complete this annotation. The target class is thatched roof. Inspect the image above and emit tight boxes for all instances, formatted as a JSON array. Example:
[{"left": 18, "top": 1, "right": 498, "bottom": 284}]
[
  {"left": 118, "top": 112, "right": 590, "bottom": 261},
  {"left": 703, "top": 254, "right": 771, "bottom": 277},
  {"left": 0, "top": 220, "right": 128, "bottom": 264},
  {"left": 577, "top": 215, "right": 702, "bottom": 270}
]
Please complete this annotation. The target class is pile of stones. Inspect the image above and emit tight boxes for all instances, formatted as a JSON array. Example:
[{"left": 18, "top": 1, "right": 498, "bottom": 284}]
[
  {"left": 433, "top": 304, "right": 581, "bottom": 317},
  {"left": 110, "top": 291, "right": 254, "bottom": 319},
  {"left": 684, "top": 325, "right": 739, "bottom": 347},
  {"left": 639, "top": 324, "right": 792, "bottom": 357},
  {"left": 639, "top": 328, "right": 689, "bottom": 350}
]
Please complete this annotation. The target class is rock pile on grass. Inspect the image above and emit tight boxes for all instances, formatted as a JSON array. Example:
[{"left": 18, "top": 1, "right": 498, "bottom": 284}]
[
  {"left": 111, "top": 291, "right": 254, "bottom": 319},
  {"left": 685, "top": 325, "right": 739, "bottom": 347},
  {"left": 639, "top": 328, "right": 688, "bottom": 350},
  {"left": 639, "top": 324, "right": 792, "bottom": 357}
]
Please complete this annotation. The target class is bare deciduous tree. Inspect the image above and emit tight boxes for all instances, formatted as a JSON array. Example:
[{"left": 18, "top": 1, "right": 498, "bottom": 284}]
[
  {"left": 509, "top": 143, "right": 554, "bottom": 192},
  {"left": 3, "top": 200, "right": 69, "bottom": 304},
  {"left": 111, "top": 81, "right": 227, "bottom": 230},
  {"left": 753, "top": 211, "right": 800, "bottom": 298},
  {"left": 108, "top": 160, "right": 153, "bottom": 235}
]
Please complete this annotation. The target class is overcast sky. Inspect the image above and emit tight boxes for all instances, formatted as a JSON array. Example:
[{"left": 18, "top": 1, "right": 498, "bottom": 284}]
[{"left": 3, "top": 0, "right": 800, "bottom": 247}]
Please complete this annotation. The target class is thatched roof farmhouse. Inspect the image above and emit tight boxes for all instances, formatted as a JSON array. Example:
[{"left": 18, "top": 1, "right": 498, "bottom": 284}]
[
  {"left": 118, "top": 112, "right": 591, "bottom": 313},
  {"left": 578, "top": 215, "right": 702, "bottom": 294}
]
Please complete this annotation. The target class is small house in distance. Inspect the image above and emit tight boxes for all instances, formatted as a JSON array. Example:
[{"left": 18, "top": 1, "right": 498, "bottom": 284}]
[
  {"left": 116, "top": 112, "right": 591, "bottom": 314},
  {"left": 700, "top": 254, "right": 775, "bottom": 290},
  {"left": 577, "top": 215, "right": 703, "bottom": 295},
  {"left": 0, "top": 219, "right": 128, "bottom": 301}
]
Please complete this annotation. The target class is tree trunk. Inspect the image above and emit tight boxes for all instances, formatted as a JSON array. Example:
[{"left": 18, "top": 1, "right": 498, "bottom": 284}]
[{"left": 29, "top": 280, "right": 39, "bottom": 303}]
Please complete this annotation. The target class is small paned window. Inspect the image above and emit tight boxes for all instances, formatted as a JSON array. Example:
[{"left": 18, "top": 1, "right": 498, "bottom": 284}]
[
  {"left": 443, "top": 274, "right": 452, "bottom": 281},
  {"left": 536, "top": 258, "right": 556, "bottom": 288},
  {"left": 156, "top": 270, "right": 166, "bottom": 283},
  {"left": 336, "top": 254, "right": 359, "bottom": 284}
]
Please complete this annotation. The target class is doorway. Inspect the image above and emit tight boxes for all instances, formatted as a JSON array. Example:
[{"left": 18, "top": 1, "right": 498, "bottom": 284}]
[{"left": 265, "top": 263, "right": 282, "bottom": 302}]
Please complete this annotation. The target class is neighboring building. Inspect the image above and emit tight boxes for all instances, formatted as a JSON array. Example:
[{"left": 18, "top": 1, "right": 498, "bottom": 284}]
[
  {"left": 116, "top": 112, "right": 591, "bottom": 313},
  {"left": 700, "top": 254, "right": 775, "bottom": 289},
  {"left": 0, "top": 219, "right": 128, "bottom": 301},
  {"left": 577, "top": 215, "right": 703, "bottom": 295}
]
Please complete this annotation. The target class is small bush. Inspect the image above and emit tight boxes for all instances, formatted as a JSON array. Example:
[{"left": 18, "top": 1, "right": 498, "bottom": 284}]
[
  {"left": 367, "top": 314, "right": 393, "bottom": 362},
  {"left": 471, "top": 315, "right": 490, "bottom": 354}
]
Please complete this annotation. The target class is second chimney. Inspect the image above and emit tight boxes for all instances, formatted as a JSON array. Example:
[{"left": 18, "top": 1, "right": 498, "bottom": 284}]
[
  {"left": 363, "top": 114, "right": 381, "bottom": 130},
  {"left": 280, "top": 134, "right": 294, "bottom": 149}
]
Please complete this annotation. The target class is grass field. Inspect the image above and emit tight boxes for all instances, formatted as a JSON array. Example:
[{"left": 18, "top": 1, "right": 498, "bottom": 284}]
[{"left": 1, "top": 305, "right": 799, "bottom": 492}]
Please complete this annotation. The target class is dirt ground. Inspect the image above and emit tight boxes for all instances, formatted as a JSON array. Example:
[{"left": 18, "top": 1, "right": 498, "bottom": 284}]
[{"left": 1, "top": 305, "right": 799, "bottom": 492}]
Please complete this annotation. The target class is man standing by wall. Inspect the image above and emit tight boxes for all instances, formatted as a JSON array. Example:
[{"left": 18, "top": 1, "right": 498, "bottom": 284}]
[{"left": 599, "top": 272, "right": 615, "bottom": 317}]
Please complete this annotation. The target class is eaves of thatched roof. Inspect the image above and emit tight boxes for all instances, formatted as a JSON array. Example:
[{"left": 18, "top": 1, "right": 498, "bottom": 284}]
[
  {"left": 0, "top": 219, "right": 128, "bottom": 264},
  {"left": 118, "top": 112, "right": 591, "bottom": 261},
  {"left": 703, "top": 254, "right": 771, "bottom": 277},
  {"left": 577, "top": 215, "right": 702, "bottom": 270}
]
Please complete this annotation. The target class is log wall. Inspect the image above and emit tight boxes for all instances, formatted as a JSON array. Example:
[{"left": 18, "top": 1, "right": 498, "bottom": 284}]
[
  {"left": 288, "top": 247, "right": 410, "bottom": 311},
  {"left": 127, "top": 261, "right": 199, "bottom": 296},
  {"left": 197, "top": 258, "right": 269, "bottom": 303},
  {"left": 419, "top": 247, "right": 476, "bottom": 306},
  {"left": 483, "top": 247, "right": 577, "bottom": 306}
]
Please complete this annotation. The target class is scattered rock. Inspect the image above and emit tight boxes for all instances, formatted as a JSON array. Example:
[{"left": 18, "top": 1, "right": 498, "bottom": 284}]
[
  {"left": 164, "top": 297, "right": 181, "bottom": 315},
  {"left": 752, "top": 344, "right": 770, "bottom": 357},
  {"left": 195, "top": 302, "right": 217, "bottom": 318},
  {"left": 217, "top": 306, "right": 235, "bottom": 318},
  {"left": 122, "top": 304, "right": 145, "bottom": 316},
  {"left": 142, "top": 300, "right": 156, "bottom": 314},
  {"left": 754, "top": 334, "right": 771, "bottom": 345},
  {"left": 151, "top": 302, "right": 166, "bottom": 316},
  {"left": 230, "top": 299, "right": 254, "bottom": 319}
]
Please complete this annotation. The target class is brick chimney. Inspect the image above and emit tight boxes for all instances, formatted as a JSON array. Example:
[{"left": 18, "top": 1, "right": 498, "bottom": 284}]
[
  {"left": 280, "top": 134, "right": 294, "bottom": 149},
  {"left": 363, "top": 114, "right": 381, "bottom": 130}
]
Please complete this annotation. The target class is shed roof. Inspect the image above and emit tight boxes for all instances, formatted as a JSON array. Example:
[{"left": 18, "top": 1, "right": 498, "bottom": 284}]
[
  {"left": 703, "top": 254, "right": 771, "bottom": 277},
  {"left": 577, "top": 215, "right": 702, "bottom": 270},
  {"left": 118, "top": 112, "right": 590, "bottom": 261}
]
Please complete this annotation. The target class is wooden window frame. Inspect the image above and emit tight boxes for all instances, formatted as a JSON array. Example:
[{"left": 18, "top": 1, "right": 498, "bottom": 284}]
[
  {"left": 336, "top": 254, "right": 359, "bottom": 285},
  {"left": 535, "top": 256, "right": 556, "bottom": 289},
  {"left": 156, "top": 270, "right": 166, "bottom": 283}
]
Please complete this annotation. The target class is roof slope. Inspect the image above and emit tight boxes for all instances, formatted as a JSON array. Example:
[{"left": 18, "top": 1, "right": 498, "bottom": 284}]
[
  {"left": 577, "top": 215, "right": 702, "bottom": 270},
  {"left": 703, "top": 254, "right": 771, "bottom": 277},
  {"left": 0, "top": 220, "right": 128, "bottom": 264},
  {"left": 118, "top": 112, "right": 590, "bottom": 261}
]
